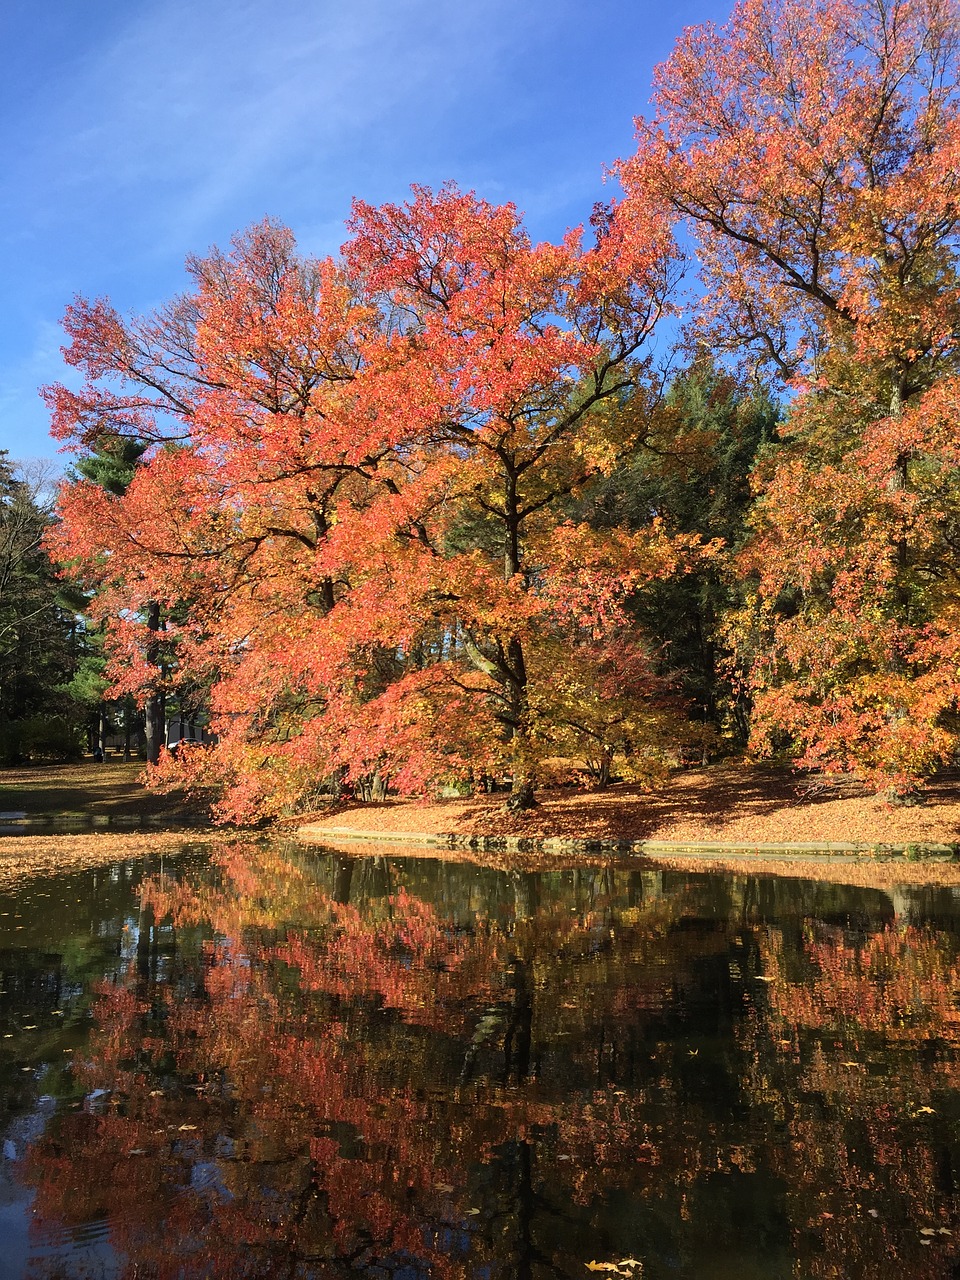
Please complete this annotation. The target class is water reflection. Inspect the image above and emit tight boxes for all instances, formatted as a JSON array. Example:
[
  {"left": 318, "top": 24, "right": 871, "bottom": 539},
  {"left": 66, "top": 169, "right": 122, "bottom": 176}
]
[{"left": 1, "top": 842, "right": 959, "bottom": 1278}]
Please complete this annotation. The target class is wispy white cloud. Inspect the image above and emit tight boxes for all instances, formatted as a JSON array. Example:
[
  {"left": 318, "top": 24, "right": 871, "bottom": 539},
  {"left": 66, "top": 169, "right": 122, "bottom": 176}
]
[{"left": 18, "top": 0, "right": 527, "bottom": 257}]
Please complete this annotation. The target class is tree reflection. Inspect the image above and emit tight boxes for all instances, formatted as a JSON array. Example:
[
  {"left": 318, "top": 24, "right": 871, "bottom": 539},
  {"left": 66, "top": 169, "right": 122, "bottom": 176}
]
[
  {"left": 20, "top": 849, "right": 960, "bottom": 1279},
  {"left": 742, "top": 921, "right": 960, "bottom": 1278}
]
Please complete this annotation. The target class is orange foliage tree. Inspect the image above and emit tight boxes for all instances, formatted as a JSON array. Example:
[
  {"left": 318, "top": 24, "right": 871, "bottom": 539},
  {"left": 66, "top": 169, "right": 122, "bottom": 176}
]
[
  {"left": 621, "top": 0, "right": 960, "bottom": 792},
  {"left": 47, "top": 186, "right": 703, "bottom": 819}
]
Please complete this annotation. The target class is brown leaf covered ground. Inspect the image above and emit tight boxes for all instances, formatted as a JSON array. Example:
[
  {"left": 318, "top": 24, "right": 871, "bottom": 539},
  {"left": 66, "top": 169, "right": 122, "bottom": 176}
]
[
  {"left": 299, "top": 764, "right": 960, "bottom": 890},
  {"left": 301, "top": 763, "right": 960, "bottom": 846}
]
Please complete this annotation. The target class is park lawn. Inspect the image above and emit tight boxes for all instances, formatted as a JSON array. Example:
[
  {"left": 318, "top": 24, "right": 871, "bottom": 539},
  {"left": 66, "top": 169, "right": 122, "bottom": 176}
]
[{"left": 0, "top": 760, "right": 197, "bottom": 820}]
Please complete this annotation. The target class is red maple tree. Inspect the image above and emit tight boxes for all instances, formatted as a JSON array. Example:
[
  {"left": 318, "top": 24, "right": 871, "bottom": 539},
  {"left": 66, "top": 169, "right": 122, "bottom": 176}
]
[{"left": 48, "top": 186, "right": 704, "bottom": 818}]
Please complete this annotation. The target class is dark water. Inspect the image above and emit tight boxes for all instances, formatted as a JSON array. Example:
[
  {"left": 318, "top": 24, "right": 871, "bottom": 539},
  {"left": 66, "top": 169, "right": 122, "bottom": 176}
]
[{"left": 1, "top": 842, "right": 960, "bottom": 1279}]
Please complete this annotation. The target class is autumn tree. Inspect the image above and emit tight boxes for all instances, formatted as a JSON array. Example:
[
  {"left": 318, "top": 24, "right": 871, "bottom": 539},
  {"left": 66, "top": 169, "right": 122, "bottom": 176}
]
[
  {"left": 48, "top": 187, "right": 702, "bottom": 820},
  {"left": 620, "top": 0, "right": 960, "bottom": 792}
]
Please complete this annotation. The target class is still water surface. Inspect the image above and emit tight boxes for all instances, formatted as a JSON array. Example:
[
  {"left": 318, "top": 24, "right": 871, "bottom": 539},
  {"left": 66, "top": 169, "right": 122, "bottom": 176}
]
[{"left": 0, "top": 840, "right": 959, "bottom": 1278}]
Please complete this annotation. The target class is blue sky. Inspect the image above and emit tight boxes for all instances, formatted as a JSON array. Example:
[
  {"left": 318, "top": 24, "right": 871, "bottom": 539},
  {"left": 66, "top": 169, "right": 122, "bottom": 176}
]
[{"left": 1, "top": 0, "right": 727, "bottom": 466}]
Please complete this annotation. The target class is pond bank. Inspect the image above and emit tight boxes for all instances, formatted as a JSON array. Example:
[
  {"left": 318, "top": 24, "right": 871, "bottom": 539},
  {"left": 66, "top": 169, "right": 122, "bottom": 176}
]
[
  {"left": 5, "top": 760, "right": 960, "bottom": 890},
  {"left": 296, "top": 763, "right": 960, "bottom": 888},
  {"left": 0, "top": 826, "right": 955, "bottom": 893},
  {"left": 298, "top": 829, "right": 960, "bottom": 890}
]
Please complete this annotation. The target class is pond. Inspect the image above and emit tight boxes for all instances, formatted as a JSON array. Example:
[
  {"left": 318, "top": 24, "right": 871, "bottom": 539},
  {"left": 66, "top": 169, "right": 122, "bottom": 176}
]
[{"left": 0, "top": 840, "right": 959, "bottom": 1279}]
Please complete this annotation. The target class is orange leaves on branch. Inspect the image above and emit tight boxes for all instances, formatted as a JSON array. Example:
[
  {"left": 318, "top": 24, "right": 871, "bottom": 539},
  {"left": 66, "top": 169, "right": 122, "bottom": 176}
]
[{"left": 620, "top": 0, "right": 960, "bottom": 383}]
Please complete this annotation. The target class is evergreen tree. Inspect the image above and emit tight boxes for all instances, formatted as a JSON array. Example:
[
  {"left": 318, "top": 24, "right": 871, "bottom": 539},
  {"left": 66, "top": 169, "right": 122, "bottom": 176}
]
[
  {"left": 0, "top": 453, "right": 81, "bottom": 762},
  {"left": 69, "top": 435, "right": 165, "bottom": 762}
]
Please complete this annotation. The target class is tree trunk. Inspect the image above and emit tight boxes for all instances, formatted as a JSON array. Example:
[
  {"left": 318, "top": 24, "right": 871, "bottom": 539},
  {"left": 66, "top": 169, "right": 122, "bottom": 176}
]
[
  {"left": 506, "top": 776, "right": 536, "bottom": 811},
  {"left": 143, "top": 601, "right": 163, "bottom": 765}
]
